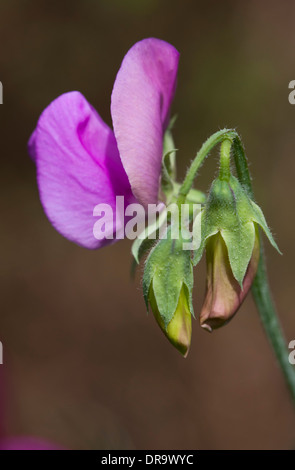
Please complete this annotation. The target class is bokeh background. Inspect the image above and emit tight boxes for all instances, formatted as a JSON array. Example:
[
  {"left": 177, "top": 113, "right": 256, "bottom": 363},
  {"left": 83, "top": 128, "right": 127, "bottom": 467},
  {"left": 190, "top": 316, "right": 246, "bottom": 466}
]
[{"left": 1, "top": 0, "right": 295, "bottom": 450}]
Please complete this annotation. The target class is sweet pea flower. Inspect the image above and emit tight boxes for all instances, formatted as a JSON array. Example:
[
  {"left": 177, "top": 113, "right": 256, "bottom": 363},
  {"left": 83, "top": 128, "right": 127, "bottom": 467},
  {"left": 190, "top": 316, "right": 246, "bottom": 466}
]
[{"left": 28, "top": 38, "right": 179, "bottom": 248}]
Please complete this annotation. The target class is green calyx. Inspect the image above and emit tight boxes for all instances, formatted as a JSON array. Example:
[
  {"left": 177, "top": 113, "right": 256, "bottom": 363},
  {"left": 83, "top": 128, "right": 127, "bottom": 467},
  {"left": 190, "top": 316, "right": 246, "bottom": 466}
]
[
  {"left": 143, "top": 226, "right": 194, "bottom": 326},
  {"left": 194, "top": 174, "right": 281, "bottom": 286}
]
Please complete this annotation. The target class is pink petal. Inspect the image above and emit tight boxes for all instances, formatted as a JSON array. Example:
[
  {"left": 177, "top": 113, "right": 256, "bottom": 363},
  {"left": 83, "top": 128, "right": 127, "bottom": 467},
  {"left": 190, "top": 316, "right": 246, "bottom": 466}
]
[
  {"left": 111, "top": 38, "right": 179, "bottom": 208},
  {"left": 29, "top": 92, "right": 134, "bottom": 249}
]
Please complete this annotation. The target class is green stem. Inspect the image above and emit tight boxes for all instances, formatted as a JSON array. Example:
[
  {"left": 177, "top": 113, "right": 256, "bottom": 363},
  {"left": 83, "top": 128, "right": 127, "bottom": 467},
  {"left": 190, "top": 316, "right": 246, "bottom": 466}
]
[
  {"left": 252, "top": 243, "right": 295, "bottom": 402},
  {"left": 219, "top": 139, "right": 232, "bottom": 181},
  {"left": 232, "top": 137, "right": 254, "bottom": 199},
  {"left": 232, "top": 137, "right": 295, "bottom": 404},
  {"left": 177, "top": 128, "right": 237, "bottom": 204}
]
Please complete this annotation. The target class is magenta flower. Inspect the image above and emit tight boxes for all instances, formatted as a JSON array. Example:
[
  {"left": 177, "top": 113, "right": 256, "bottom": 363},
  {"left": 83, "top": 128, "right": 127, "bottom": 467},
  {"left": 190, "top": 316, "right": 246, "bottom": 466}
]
[{"left": 28, "top": 38, "right": 179, "bottom": 248}]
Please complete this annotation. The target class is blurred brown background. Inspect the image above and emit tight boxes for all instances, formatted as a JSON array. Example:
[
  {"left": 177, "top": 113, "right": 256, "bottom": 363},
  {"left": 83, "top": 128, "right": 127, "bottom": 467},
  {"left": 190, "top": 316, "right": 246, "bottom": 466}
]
[{"left": 1, "top": 0, "right": 295, "bottom": 450}]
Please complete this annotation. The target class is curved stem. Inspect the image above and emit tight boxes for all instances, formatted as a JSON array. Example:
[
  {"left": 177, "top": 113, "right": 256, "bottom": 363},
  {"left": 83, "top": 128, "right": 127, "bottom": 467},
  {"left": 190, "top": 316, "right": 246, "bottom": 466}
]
[
  {"left": 232, "top": 137, "right": 295, "bottom": 404},
  {"left": 177, "top": 128, "right": 237, "bottom": 203}
]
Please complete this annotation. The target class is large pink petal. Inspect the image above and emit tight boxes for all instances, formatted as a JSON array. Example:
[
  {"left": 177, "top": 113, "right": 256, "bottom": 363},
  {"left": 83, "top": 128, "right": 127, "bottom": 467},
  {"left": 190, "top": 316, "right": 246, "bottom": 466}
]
[
  {"left": 29, "top": 92, "right": 134, "bottom": 249},
  {"left": 111, "top": 38, "right": 179, "bottom": 208}
]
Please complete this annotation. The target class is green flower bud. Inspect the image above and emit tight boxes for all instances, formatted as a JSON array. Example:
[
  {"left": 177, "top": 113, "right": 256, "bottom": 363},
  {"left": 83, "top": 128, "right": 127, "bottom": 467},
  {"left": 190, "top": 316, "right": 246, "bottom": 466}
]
[
  {"left": 143, "top": 226, "right": 194, "bottom": 357},
  {"left": 194, "top": 174, "right": 280, "bottom": 330}
]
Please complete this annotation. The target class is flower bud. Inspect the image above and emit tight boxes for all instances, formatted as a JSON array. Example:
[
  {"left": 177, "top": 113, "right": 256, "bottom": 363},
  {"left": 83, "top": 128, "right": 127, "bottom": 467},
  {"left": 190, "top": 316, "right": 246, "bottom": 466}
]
[
  {"left": 143, "top": 226, "right": 194, "bottom": 356},
  {"left": 194, "top": 174, "right": 280, "bottom": 331},
  {"left": 200, "top": 228, "right": 260, "bottom": 331}
]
